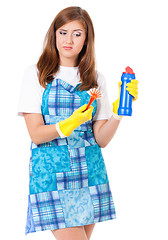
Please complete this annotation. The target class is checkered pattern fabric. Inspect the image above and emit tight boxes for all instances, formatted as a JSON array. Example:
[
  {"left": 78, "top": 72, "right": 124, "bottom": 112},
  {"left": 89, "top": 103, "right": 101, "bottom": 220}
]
[
  {"left": 81, "top": 131, "right": 97, "bottom": 146},
  {"left": 49, "top": 79, "right": 81, "bottom": 116},
  {"left": 29, "top": 191, "right": 66, "bottom": 232},
  {"left": 25, "top": 78, "right": 116, "bottom": 235},
  {"left": 56, "top": 147, "right": 88, "bottom": 190},
  {"left": 89, "top": 183, "right": 116, "bottom": 222}
]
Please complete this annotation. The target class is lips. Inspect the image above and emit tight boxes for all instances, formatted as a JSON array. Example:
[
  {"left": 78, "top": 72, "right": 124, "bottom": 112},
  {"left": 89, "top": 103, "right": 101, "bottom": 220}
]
[{"left": 63, "top": 46, "right": 73, "bottom": 50}]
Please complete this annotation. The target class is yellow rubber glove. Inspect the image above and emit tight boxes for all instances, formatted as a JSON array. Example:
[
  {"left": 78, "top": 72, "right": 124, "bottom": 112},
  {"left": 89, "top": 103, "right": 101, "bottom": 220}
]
[
  {"left": 55, "top": 104, "right": 93, "bottom": 138},
  {"left": 112, "top": 79, "right": 139, "bottom": 120},
  {"left": 126, "top": 79, "right": 139, "bottom": 101},
  {"left": 112, "top": 81, "right": 123, "bottom": 120}
]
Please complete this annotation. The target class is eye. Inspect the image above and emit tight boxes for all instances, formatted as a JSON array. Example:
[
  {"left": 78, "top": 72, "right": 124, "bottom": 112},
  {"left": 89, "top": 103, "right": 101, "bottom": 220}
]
[
  {"left": 59, "top": 30, "right": 67, "bottom": 35},
  {"left": 72, "top": 32, "right": 82, "bottom": 37}
]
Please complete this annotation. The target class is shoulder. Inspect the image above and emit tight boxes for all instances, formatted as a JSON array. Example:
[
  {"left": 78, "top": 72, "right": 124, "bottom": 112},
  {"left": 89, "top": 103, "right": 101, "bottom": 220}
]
[
  {"left": 24, "top": 64, "right": 38, "bottom": 77},
  {"left": 23, "top": 64, "right": 43, "bottom": 91},
  {"left": 95, "top": 70, "right": 108, "bottom": 91},
  {"left": 96, "top": 70, "right": 106, "bottom": 87}
]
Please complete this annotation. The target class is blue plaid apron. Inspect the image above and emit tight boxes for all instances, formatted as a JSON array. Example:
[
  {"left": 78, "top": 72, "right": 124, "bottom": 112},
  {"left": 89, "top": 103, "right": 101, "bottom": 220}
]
[{"left": 25, "top": 78, "right": 116, "bottom": 235}]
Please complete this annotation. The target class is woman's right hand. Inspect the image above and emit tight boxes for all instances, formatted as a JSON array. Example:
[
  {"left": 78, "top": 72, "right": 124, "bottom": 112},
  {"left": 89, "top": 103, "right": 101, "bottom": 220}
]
[
  {"left": 56, "top": 104, "right": 94, "bottom": 138},
  {"left": 70, "top": 104, "right": 93, "bottom": 124}
]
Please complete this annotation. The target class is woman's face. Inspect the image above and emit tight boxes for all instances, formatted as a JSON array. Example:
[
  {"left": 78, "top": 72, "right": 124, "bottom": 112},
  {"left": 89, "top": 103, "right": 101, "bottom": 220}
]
[{"left": 56, "top": 20, "right": 86, "bottom": 67}]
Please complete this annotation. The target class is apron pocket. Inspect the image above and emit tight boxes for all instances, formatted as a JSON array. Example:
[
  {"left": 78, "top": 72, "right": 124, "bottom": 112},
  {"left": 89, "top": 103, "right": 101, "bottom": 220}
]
[{"left": 31, "top": 146, "right": 71, "bottom": 174}]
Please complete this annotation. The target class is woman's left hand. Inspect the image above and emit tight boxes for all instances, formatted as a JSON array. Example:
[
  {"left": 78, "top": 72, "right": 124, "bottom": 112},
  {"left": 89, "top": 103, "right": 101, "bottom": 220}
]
[
  {"left": 112, "top": 79, "right": 139, "bottom": 120},
  {"left": 126, "top": 79, "right": 139, "bottom": 101}
]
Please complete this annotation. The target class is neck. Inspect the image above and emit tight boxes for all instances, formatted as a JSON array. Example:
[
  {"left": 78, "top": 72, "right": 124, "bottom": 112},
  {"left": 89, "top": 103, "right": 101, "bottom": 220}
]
[{"left": 59, "top": 56, "right": 78, "bottom": 67}]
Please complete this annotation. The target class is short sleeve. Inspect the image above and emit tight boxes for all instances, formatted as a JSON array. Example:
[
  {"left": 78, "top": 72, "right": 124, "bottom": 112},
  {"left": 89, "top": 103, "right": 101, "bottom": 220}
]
[
  {"left": 93, "top": 72, "right": 113, "bottom": 121},
  {"left": 17, "top": 65, "right": 44, "bottom": 117}
]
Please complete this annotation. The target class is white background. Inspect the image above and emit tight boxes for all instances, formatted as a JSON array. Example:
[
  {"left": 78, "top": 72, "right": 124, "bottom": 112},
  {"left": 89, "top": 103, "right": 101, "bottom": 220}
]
[{"left": 0, "top": 0, "right": 168, "bottom": 239}]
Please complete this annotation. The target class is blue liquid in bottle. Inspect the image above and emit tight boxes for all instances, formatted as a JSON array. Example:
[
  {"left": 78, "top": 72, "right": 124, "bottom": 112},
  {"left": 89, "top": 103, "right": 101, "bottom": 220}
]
[{"left": 118, "top": 66, "right": 135, "bottom": 116}]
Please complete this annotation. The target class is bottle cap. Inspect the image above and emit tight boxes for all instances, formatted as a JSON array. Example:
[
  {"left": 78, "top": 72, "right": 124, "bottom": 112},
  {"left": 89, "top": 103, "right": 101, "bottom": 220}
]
[{"left": 123, "top": 66, "right": 135, "bottom": 74}]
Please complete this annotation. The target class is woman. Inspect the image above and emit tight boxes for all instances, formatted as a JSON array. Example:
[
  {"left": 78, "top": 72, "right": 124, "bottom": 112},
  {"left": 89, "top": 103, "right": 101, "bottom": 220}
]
[{"left": 17, "top": 6, "right": 138, "bottom": 240}]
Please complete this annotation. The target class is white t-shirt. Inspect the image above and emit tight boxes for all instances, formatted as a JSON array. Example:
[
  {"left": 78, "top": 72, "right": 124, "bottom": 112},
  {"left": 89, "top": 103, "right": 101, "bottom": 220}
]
[{"left": 17, "top": 64, "right": 113, "bottom": 121}]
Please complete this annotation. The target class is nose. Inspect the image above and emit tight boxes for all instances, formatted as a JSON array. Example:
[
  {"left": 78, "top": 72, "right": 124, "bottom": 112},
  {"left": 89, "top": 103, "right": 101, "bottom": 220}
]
[{"left": 66, "top": 33, "right": 73, "bottom": 44}]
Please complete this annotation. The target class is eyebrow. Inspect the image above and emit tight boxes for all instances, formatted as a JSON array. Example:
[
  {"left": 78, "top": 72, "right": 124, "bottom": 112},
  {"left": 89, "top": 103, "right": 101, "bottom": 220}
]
[{"left": 59, "top": 29, "right": 83, "bottom": 32}]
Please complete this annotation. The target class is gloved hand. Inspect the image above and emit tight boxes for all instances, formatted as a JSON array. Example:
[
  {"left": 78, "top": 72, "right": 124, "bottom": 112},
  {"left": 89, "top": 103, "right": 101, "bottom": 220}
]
[
  {"left": 112, "top": 79, "right": 139, "bottom": 120},
  {"left": 55, "top": 104, "right": 93, "bottom": 138},
  {"left": 126, "top": 79, "right": 139, "bottom": 101}
]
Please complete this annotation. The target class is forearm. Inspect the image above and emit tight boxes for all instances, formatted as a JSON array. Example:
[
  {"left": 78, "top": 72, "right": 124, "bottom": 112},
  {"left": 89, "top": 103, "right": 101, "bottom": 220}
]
[
  {"left": 95, "top": 116, "right": 121, "bottom": 148},
  {"left": 33, "top": 124, "right": 60, "bottom": 145},
  {"left": 27, "top": 104, "right": 93, "bottom": 145}
]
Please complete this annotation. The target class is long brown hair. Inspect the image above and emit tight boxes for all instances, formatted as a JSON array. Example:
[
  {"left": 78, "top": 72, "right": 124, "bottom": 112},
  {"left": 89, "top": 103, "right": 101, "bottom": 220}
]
[{"left": 37, "top": 6, "right": 98, "bottom": 91}]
